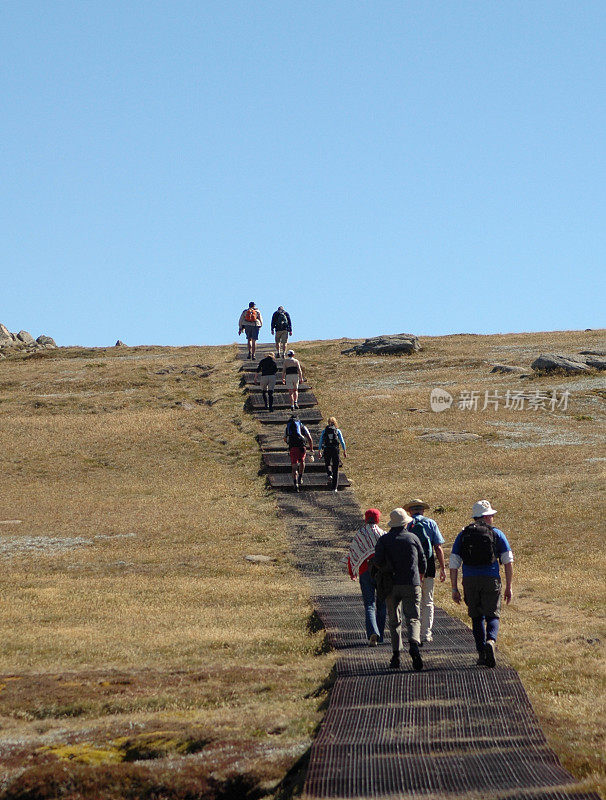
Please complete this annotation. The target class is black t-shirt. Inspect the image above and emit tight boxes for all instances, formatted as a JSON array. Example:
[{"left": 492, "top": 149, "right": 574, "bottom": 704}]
[{"left": 256, "top": 356, "right": 279, "bottom": 376}]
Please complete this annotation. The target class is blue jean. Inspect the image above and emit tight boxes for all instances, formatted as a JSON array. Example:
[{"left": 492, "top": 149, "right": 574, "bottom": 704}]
[{"left": 359, "top": 569, "right": 386, "bottom": 641}]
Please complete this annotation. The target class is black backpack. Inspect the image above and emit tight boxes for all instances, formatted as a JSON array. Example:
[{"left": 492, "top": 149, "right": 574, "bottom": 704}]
[
  {"left": 459, "top": 522, "right": 497, "bottom": 566},
  {"left": 286, "top": 418, "right": 306, "bottom": 448},
  {"left": 274, "top": 310, "right": 289, "bottom": 331},
  {"left": 322, "top": 425, "right": 339, "bottom": 450},
  {"left": 408, "top": 517, "right": 435, "bottom": 578}
]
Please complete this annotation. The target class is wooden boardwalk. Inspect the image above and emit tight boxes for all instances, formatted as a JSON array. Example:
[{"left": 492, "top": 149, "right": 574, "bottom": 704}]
[{"left": 238, "top": 344, "right": 599, "bottom": 800}]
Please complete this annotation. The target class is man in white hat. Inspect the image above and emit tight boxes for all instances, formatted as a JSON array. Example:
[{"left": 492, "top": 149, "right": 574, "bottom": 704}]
[
  {"left": 404, "top": 499, "right": 446, "bottom": 645},
  {"left": 449, "top": 500, "right": 514, "bottom": 667},
  {"left": 374, "top": 508, "right": 427, "bottom": 671}
]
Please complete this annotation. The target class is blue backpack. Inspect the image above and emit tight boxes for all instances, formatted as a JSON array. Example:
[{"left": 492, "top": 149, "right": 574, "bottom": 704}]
[
  {"left": 408, "top": 517, "right": 436, "bottom": 578},
  {"left": 286, "top": 418, "right": 306, "bottom": 448}
]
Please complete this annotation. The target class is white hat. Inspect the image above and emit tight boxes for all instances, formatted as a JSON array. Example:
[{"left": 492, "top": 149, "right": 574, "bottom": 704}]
[
  {"left": 286, "top": 349, "right": 295, "bottom": 356},
  {"left": 472, "top": 500, "right": 497, "bottom": 518},
  {"left": 388, "top": 508, "right": 413, "bottom": 528}
]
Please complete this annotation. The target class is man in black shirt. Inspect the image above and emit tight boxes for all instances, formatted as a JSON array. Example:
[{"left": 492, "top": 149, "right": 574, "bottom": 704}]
[
  {"left": 270, "top": 306, "right": 292, "bottom": 358},
  {"left": 374, "top": 508, "right": 427, "bottom": 671},
  {"left": 254, "top": 352, "right": 279, "bottom": 411}
]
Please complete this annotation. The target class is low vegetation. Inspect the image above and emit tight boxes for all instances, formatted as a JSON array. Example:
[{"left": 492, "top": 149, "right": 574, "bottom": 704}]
[{"left": 0, "top": 330, "right": 604, "bottom": 799}]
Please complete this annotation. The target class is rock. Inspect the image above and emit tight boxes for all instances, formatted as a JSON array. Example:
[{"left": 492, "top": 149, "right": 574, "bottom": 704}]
[
  {"left": 531, "top": 354, "right": 590, "bottom": 374},
  {"left": 36, "top": 335, "right": 57, "bottom": 347},
  {"left": 115, "top": 340, "right": 127, "bottom": 347},
  {"left": 490, "top": 364, "right": 526, "bottom": 374},
  {"left": 579, "top": 350, "right": 606, "bottom": 357},
  {"left": 0, "top": 324, "right": 16, "bottom": 347},
  {"left": 584, "top": 356, "right": 606, "bottom": 371},
  {"left": 341, "top": 333, "right": 420, "bottom": 356},
  {"left": 418, "top": 431, "right": 481, "bottom": 443},
  {"left": 245, "top": 554, "right": 275, "bottom": 564},
  {"left": 17, "top": 330, "right": 36, "bottom": 345}
]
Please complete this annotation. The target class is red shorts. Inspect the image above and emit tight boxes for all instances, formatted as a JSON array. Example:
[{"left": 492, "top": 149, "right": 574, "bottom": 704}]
[{"left": 289, "top": 446, "right": 306, "bottom": 465}]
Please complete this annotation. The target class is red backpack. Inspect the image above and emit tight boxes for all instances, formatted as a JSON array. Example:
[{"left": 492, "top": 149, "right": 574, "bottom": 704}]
[{"left": 244, "top": 307, "right": 259, "bottom": 323}]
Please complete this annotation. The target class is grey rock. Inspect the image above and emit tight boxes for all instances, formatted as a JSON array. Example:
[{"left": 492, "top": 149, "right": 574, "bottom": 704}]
[
  {"left": 490, "top": 364, "right": 526, "bottom": 374},
  {"left": 17, "top": 330, "right": 36, "bottom": 345},
  {"left": 579, "top": 350, "right": 606, "bottom": 357},
  {"left": 245, "top": 554, "right": 276, "bottom": 564},
  {"left": 584, "top": 356, "right": 606, "bottom": 370},
  {"left": 418, "top": 431, "right": 481, "bottom": 443},
  {"left": 0, "top": 324, "right": 16, "bottom": 347},
  {"left": 115, "top": 340, "right": 127, "bottom": 347},
  {"left": 36, "top": 335, "right": 57, "bottom": 347},
  {"left": 531, "top": 354, "right": 590, "bottom": 374},
  {"left": 341, "top": 333, "right": 420, "bottom": 356}
]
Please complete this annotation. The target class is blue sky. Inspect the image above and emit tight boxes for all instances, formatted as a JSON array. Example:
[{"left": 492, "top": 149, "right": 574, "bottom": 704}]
[{"left": 2, "top": 1, "right": 604, "bottom": 346}]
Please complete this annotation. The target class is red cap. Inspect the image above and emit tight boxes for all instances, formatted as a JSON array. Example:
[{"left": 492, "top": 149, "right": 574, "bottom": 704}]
[{"left": 365, "top": 508, "right": 380, "bottom": 524}]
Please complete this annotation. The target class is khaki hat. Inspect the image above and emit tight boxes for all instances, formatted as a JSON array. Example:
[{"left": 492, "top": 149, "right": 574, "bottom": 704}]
[
  {"left": 472, "top": 500, "right": 497, "bottom": 518},
  {"left": 388, "top": 508, "right": 413, "bottom": 528},
  {"left": 404, "top": 499, "right": 429, "bottom": 513}
]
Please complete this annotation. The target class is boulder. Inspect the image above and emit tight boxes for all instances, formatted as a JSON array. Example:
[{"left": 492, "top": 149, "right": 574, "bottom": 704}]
[
  {"left": 17, "top": 330, "right": 36, "bottom": 345},
  {"left": 341, "top": 333, "right": 420, "bottom": 356},
  {"left": 115, "top": 340, "right": 127, "bottom": 347},
  {"left": 245, "top": 554, "right": 275, "bottom": 564},
  {"left": 579, "top": 350, "right": 606, "bottom": 357},
  {"left": 36, "top": 335, "right": 57, "bottom": 347},
  {"left": 0, "top": 324, "right": 15, "bottom": 347},
  {"left": 531, "top": 354, "right": 589, "bottom": 374}
]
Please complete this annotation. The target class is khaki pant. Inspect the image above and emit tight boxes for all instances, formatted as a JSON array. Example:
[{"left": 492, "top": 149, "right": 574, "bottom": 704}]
[
  {"left": 275, "top": 330, "right": 288, "bottom": 349},
  {"left": 386, "top": 584, "right": 422, "bottom": 652}
]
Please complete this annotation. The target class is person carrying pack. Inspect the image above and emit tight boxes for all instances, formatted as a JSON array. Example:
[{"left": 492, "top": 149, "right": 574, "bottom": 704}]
[
  {"left": 404, "top": 499, "right": 446, "bottom": 645},
  {"left": 238, "top": 302, "right": 263, "bottom": 360},
  {"left": 283, "top": 414, "right": 313, "bottom": 491},
  {"left": 346, "top": 509, "right": 387, "bottom": 646},
  {"left": 254, "top": 351, "right": 279, "bottom": 411},
  {"left": 270, "top": 306, "right": 292, "bottom": 358},
  {"left": 318, "top": 416, "right": 347, "bottom": 493},
  {"left": 449, "top": 500, "right": 514, "bottom": 668}
]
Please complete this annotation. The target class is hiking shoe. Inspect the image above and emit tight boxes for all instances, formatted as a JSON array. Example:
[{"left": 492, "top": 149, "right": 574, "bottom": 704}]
[
  {"left": 294, "top": 402, "right": 299, "bottom": 409},
  {"left": 333, "top": 488, "right": 338, "bottom": 493},
  {"left": 389, "top": 653, "right": 400, "bottom": 669},
  {"left": 484, "top": 639, "right": 496, "bottom": 668},
  {"left": 293, "top": 482, "right": 299, "bottom": 493},
  {"left": 369, "top": 634, "right": 378, "bottom": 647},
  {"left": 409, "top": 644, "right": 423, "bottom": 672},
  {"left": 476, "top": 651, "right": 487, "bottom": 666},
  {"left": 423, "top": 631, "right": 433, "bottom": 644}
]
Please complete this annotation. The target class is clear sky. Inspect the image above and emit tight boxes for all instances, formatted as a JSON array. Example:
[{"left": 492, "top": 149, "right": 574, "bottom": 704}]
[{"left": 2, "top": 1, "right": 604, "bottom": 346}]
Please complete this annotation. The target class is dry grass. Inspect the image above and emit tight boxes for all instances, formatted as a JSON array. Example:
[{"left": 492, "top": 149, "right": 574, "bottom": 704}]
[
  {"left": 0, "top": 345, "right": 333, "bottom": 798},
  {"left": 300, "top": 328, "right": 606, "bottom": 797}
]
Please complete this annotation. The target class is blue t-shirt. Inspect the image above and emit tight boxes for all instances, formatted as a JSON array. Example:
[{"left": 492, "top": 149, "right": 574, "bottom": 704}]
[
  {"left": 450, "top": 526, "right": 512, "bottom": 578},
  {"left": 408, "top": 514, "right": 445, "bottom": 547}
]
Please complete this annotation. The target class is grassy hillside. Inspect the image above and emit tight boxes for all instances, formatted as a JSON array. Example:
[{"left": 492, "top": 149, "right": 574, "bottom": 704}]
[
  {"left": 0, "top": 346, "right": 333, "bottom": 799},
  {"left": 0, "top": 330, "right": 604, "bottom": 798},
  {"left": 301, "top": 328, "right": 605, "bottom": 797}
]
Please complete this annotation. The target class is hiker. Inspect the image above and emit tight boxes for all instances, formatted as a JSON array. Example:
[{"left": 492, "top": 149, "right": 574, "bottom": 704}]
[
  {"left": 284, "top": 414, "right": 314, "bottom": 492},
  {"left": 238, "top": 302, "right": 263, "bottom": 360},
  {"left": 346, "top": 509, "right": 386, "bottom": 646},
  {"left": 253, "top": 351, "right": 279, "bottom": 412},
  {"left": 449, "top": 500, "right": 514, "bottom": 668},
  {"left": 318, "top": 416, "right": 347, "bottom": 493},
  {"left": 282, "top": 349, "right": 304, "bottom": 411},
  {"left": 270, "top": 306, "right": 292, "bottom": 358},
  {"left": 374, "top": 508, "right": 427, "bottom": 671},
  {"left": 404, "top": 499, "right": 446, "bottom": 644}
]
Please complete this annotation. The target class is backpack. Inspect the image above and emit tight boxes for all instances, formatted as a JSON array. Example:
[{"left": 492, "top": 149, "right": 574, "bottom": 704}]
[
  {"left": 408, "top": 517, "right": 435, "bottom": 578},
  {"left": 322, "top": 425, "right": 339, "bottom": 450},
  {"left": 459, "top": 522, "right": 497, "bottom": 567},
  {"left": 368, "top": 556, "right": 394, "bottom": 602},
  {"left": 286, "top": 418, "right": 306, "bottom": 448},
  {"left": 274, "top": 310, "right": 289, "bottom": 330},
  {"left": 244, "top": 307, "right": 259, "bottom": 323}
]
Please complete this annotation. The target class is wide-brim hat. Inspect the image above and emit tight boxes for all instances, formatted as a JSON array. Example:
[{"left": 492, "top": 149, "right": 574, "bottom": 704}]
[
  {"left": 388, "top": 508, "right": 413, "bottom": 528},
  {"left": 472, "top": 500, "right": 497, "bottom": 518},
  {"left": 286, "top": 349, "right": 295, "bottom": 356},
  {"left": 404, "top": 498, "right": 429, "bottom": 513}
]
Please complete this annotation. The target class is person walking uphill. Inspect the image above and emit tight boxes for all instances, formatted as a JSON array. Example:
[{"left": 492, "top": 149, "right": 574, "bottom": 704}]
[
  {"left": 404, "top": 499, "right": 446, "bottom": 645},
  {"left": 254, "top": 351, "right": 279, "bottom": 412},
  {"left": 282, "top": 350, "right": 304, "bottom": 411},
  {"left": 284, "top": 414, "right": 314, "bottom": 492},
  {"left": 450, "top": 500, "right": 514, "bottom": 668},
  {"left": 346, "top": 509, "right": 387, "bottom": 646},
  {"left": 318, "top": 416, "right": 346, "bottom": 493},
  {"left": 238, "top": 302, "right": 263, "bottom": 360},
  {"left": 374, "top": 508, "right": 427, "bottom": 671},
  {"left": 270, "top": 306, "right": 292, "bottom": 359}
]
